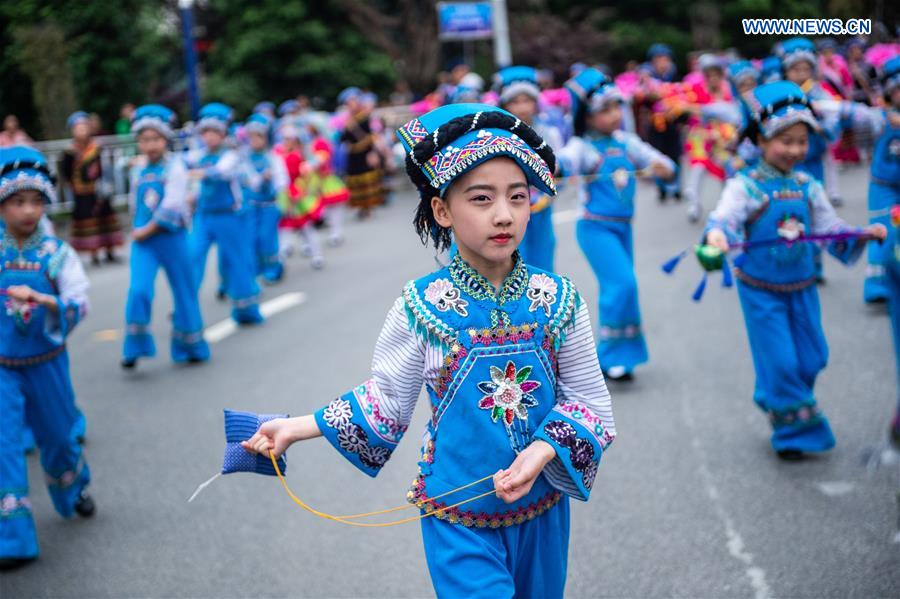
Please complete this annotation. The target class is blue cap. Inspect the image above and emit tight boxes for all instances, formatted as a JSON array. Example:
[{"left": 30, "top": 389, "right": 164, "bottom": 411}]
[
  {"left": 67, "top": 111, "right": 89, "bottom": 131},
  {"left": 277, "top": 100, "right": 299, "bottom": 116},
  {"left": 883, "top": 55, "right": 900, "bottom": 95},
  {"left": 747, "top": 81, "right": 821, "bottom": 141},
  {"left": 565, "top": 67, "right": 621, "bottom": 135},
  {"left": 728, "top": 60, "right": 760, "bottom": 87},
  {"left": 244, "top": 113, "right": 272, "bottom": 136},
  {"left": 494, "top": 66, "right": 541, "bottom": 104},
  {"left": 397, "top": 103, "right": 556, "bottom": 199},
  {"left": 196, "top": 102, "right": 233, "bottom": 134},
  {"left": 647, "top": 43, "right": 673, "bottom": 60},
  {"left": 781, "top": 37, "right": 817, "bottom": 70},
  {"left": 0, "top": 146, "right": 57, "bottom": 204},
  {"left": 131, "top": 104, "right": 176, "bottom": 139},
  {"left": 337, "top": 87, "right": 362, "bottom": 105},
  {"left": 253, "top": 101, "right": 276, "bottom": 115},
  {"left": 761, "top": 56, "right": 783, "bottom": 83}
]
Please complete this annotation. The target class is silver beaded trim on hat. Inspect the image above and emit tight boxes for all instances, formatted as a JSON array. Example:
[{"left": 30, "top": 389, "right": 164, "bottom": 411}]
[
  {"left": 760, "top": 107, "right": 821, "bottom": 138},
  {"left": 196, "top": 117, "right": 228, "bottom": 134},
  {"left": 0, "top": 172, "right": 57, "bottom": 204},
  {"left": 131, "top": 116, "right": 174, "bottom": 140},
  {"left": 427, "top": 138, "right": 556, "bottom": 194}
]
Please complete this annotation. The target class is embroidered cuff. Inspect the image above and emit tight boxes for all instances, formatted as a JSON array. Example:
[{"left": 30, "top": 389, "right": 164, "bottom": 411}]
[
  {"left": 314, "top": 379, "right": 408, "bottom": 478},
  {"left": 533, "top": 401, "right": 614, "bottom": 501},
  {"left": 44, "top": 297, "right": 82, "bottom": 344},
  {"left": 826, "top": 227, "right": 867, "bottom": 265}
]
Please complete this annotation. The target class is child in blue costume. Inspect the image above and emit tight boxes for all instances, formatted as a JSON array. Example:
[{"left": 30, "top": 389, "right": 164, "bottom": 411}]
[
  {"left": 724, "top": 60, "right": 762, "bottom": 177},
  {"left": 0, "top": 147, "right": 95, "bottom": 569},
  {"left": 186, "top": 103, "right": 263, "bottom": 324},
  {"left": 240, "top": 113, "right": 288, "bottom": 284},
  {"left": 861, "top": 56, "right": 900, "bottom": 304},
  {"left": 558, "top": 68, "right": 675, "bottom": 381},
  {"left": 493, "top": 66, "right": 564, "bottom": 272},
  {"left": 704, "top": 81, "right": 887, "bottom": 459},
  {"left": 122, "top": 105, "right": 211, "bottom": 369},
  {"left": 242, "top": 104, "right": 616, "bottom": 598}
]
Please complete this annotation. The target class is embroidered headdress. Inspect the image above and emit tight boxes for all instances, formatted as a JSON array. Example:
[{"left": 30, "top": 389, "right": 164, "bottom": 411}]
[{"left": 0, "top": 146, "right": 57, "bottom": 204}]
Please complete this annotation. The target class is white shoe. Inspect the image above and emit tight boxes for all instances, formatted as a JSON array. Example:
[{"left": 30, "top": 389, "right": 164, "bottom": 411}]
[
  {"left": 687, "top": 204, "right": 702, "bottom": 223},
  {"left": 311, "top": 256, "right": 325, "bottom": 270}
]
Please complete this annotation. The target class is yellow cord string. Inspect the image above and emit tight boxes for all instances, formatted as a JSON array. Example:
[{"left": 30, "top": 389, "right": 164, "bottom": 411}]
[{"left": 268, "top": 451, "right": 498, "bottom": 527}]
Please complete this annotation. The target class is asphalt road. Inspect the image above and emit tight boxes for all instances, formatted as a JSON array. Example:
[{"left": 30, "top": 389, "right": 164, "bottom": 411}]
[{"left": 2, "top": 164, "right": 898, "bottom": 598}]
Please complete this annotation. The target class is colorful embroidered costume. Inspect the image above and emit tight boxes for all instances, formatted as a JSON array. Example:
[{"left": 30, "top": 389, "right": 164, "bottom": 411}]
[
  {"left": 338, "top": 87, "right": 386, "bottom": 214},
  {"left": 0, "top": 146, "right": 93, "bottom": 561},
  {"left": 310, "top": 104, "right": 615, "bottom": 597},
  {"left": 494, "top": 66, "right": 564, "bottom": 272},
  {"left": 123, "top": 105, "right": 210, "bottom": 365},
  {"left": 705, "top": 81, "right": 871, "bottom": 456},
  {"left": 59, "top": 112, "right": 123, "bottom": 258},
  {"left": 186, "top": 103, "right": 263, "bottom": 324},
  {"left": 240, "top": 114, "right": 289, "bottom": 283},
  {"left": 560, "top": 69, "right": 675, "bottom": 378},
  {"left": 274, "top": 125, "right": 325, "bottom": 268}
]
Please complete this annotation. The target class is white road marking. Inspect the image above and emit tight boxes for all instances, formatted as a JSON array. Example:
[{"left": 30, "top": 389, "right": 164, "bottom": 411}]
[
  {"left": 206, "top": 291, "right": 306, "bottom": 344},
  {"left": 814, "top": 481, "right": 856, "bottom": 497}
]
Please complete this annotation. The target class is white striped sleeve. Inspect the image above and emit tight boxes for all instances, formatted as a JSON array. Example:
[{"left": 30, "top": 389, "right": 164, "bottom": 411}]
[{"left": 369, "top": 297, "right": 427, "bottom": 425}]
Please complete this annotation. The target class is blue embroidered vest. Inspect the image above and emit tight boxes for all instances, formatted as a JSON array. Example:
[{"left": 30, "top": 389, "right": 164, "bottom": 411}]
[
  {"left": 133, "top": 159, "right": 185, "bottom": 231},
  {"left": 872, "top": 109, "right": 900, "bottom": 184},
  {"left": 736, "top": 165, "right": 816, "bottom": 289},
  {"left": 402, "top": 255, "right": 580, "bottom": 526},
  {"left": 584, "top": 135, "right": 637, "bottom": 220},
  {"left": 241, "top": 151, "right": 277, "bottom": 206},
  {"left": 196, "top": 151, "right": 238, "bottom": 213},
  {"left": 0, "top": 232, "right": 71, "bottom": 365}
]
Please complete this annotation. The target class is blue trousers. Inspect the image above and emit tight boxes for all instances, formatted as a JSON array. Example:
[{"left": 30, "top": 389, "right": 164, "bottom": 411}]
[
  {"left": 736, "top": 282, "right": 835, "bottom": 453},
  {"left": 420, "top": 499, "right": 569, "bottom": 599},
  {"left": 887, "top": 251, "right": 900, "bottom": 419},
  {"left": 520, "top": 205, "right": 556, "bottom": 272},
  {"left": 124, "top": 231, "right": 210, "bottom": 362},
  {"left": 864, "top": 181, "right": 897, "bottom": 303},
  {"left": 190, "top": 212, "right": 263, "bottom": 324},
  {"left": 251, "top": 203, "right": 283, "bottom": 283},
  {"left": 0, "top": 353, "right": 91, "bottom": 559},
  {"left": 576, "top": 219, "right": 649, "bottom": 373}
]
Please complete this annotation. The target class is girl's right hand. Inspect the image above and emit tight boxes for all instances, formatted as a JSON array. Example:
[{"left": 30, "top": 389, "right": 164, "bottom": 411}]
[
  {"left": 241, "top": 418, "right": 295, "bottom": 460},
  {"left": 705, "top": 228, "right": 730, "bottom": 252}
]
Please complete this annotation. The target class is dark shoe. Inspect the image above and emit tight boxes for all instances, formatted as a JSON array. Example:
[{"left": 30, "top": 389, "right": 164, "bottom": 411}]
[
  {"left": 216, "top": 289, "right": 227, "bottom": 301},
  {"left": 74, "top": 489, "right": 95, "bottom": 518},
  {"left": 0, "top": 556, "right": 36, "bottom": 570},
  {"left": 890, "top": 416, "right": 900, "bottom": 450},
  {"left": 657, "top": 187, "right": 667, "bottom": 203},
  {"left": 91, "top": 255, "right": 102, "bottom": 267},
  {"left": 776, "top": 449, "right": 805, "bottom": 461},
  {"left": 121, "top": 358, "right": 137, "bottom": 369},
  {"left": 816, "top": 275, "right": 827, "bottom": 286},
  {"left": 673, "top": 190, "right": 682, "bottom": 202},
  {"left": 105, "top": 252, "right": 120, "bottom": 264}
]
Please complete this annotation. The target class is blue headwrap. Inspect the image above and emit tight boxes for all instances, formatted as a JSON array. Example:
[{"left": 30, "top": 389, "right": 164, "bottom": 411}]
[
  {"left": 0, "top": 146, "right": 57, "bottom": 204},
  {"left": 196, "top": 102, "right": 233, "bottom": 134},
  {"left": 244, "top": 113, "right": 272, "bottom": 136},
  {"left": 565, "top": 67, "right": 621, "bottom": 136},
  {"left": 277, "top": 100, "right": 299, "bottom": 116},
  {"left": 397, "top": 103, "right": 556, "bottom": 200},
  {"left": 494, "top": 66, "right": 541, "bottom": 104},
  {"left": 254, "top": 101, "right": 276, "bottom": 116},
  {"left": 883, "top": 55, "right": 900, "bottom": 97},
  {"left": 66, "top": 111, "right": 89, "bottom": 131},
  {"left": 761, "top": 56, "right": 783, "bottom": 83},
  {"left": 728, "top": 60, "right": 760, "bottom": 89},
  {"left": 647, "top": 43, "right": 673, "bottom": 60},
  {"left": 745, "top": 81, "right": 821, "bottom": 142},
  {"left": 337, "top": 87, "right": 362, "bottom": 106},
  {"left": 781, "top": 37, "right": 817, "bottom": 70},
  {"left": 131, "top": 104, "right": 176, "bottom": 139}
]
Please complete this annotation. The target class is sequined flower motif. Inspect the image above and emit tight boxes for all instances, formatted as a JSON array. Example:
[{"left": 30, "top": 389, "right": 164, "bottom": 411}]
[
  {"left": 40, "top": 239, "right": 58, "bottom": 257},
  {"left": 776, "top": 214, "right": 806, "bottom": 241},
  {"left": 582, "top": 460, "right": 598, "bottom": 490},
  {"left": 143, "top": 187, "right": 161, "bottom": 211},
  {"left": 337, "top": 423, "right": 368, "bottom": 454},
  {"left": 542, "top": 420, "right": 577, "bottom": 449},
  {"left": 5, "top": 298, "right": 34, "bottom": 333},
  {"left": 570, "top": 438, "right": 595, "bottom": 471},
  {"left": 526, "top": 273, "right": 557, "bottom": 317},
  {"left": 477, "top": 361, "right": 541, "bottom": 426},
  {"left": 322, "top": 398, "right": 353, "bottom": 429},
  {"left": 360, "top": 446, "right": 390, "bottom": 469},
  {"left": 424, "top": 278, "right": 469, "bottom": 317}
]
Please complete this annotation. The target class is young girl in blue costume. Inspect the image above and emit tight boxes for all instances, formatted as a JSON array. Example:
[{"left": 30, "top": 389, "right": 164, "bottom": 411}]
[
  {"left": 861, "top": 56, "right": 900, "bottom": 304},
  {"left": 493, "top": 66, "right": 564, "bottom": 272},
  {"left": 242, "top": 103, "right": 616, "bottom": 598},
  {"left": 122, "top": 105, "right": 211, "bottom": 369},
  {"left": 186, "top": 103, "right": 263, "bottom": 324},
  {"left": 704, "top": 81, "right": 887, "bottom": 459},
  {"left": 558, "top": 68, "right": 675, "bottom": 381},
  {"left": 0, "top": 147, "right": 95, "bottom": 569},
  {"left": 240, "top": 113, "right": 288, "bottom": 284}
]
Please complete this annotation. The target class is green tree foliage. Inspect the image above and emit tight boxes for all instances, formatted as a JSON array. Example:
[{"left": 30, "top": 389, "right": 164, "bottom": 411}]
[{"left": 202, "top": 0, "right": 398, "bottom": 114}]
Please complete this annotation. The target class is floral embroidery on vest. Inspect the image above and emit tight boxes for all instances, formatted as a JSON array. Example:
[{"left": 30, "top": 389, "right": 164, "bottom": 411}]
[
  {"left": 423, "top": 278, "right": 469, "bottom": 316},
  {"left": 477, "top": 361, "right": 542, "bottom": 427},
  {"left": 526, "top": 273, "right": 557, "bottom": 317}
]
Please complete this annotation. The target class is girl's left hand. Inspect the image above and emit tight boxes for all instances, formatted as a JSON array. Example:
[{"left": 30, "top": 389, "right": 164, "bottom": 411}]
[
  {"left": 6, "top": 285, "right": 36, "bottom": 303},
  {"left": 493, "top": 440, "right": 556, "bottom": 504},
  {"left": 865, "top": 224, "right": 888, "bottom": 241}
]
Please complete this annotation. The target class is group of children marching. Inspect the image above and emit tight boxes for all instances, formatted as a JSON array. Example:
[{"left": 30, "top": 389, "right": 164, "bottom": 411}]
[{"left": 2, "top": 35, "right": 898, "bottom": 599}]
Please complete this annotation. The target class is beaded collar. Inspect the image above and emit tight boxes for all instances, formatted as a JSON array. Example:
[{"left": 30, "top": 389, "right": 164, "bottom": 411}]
[
  {"left": 756, "top": 160, "right": 792, "bottom": 181},
  {"left": 1, "top": 228, "right": 42, "bottom": 254},
  {"left": 448, "top": 251, "right": 527, "bottom": 305}
]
